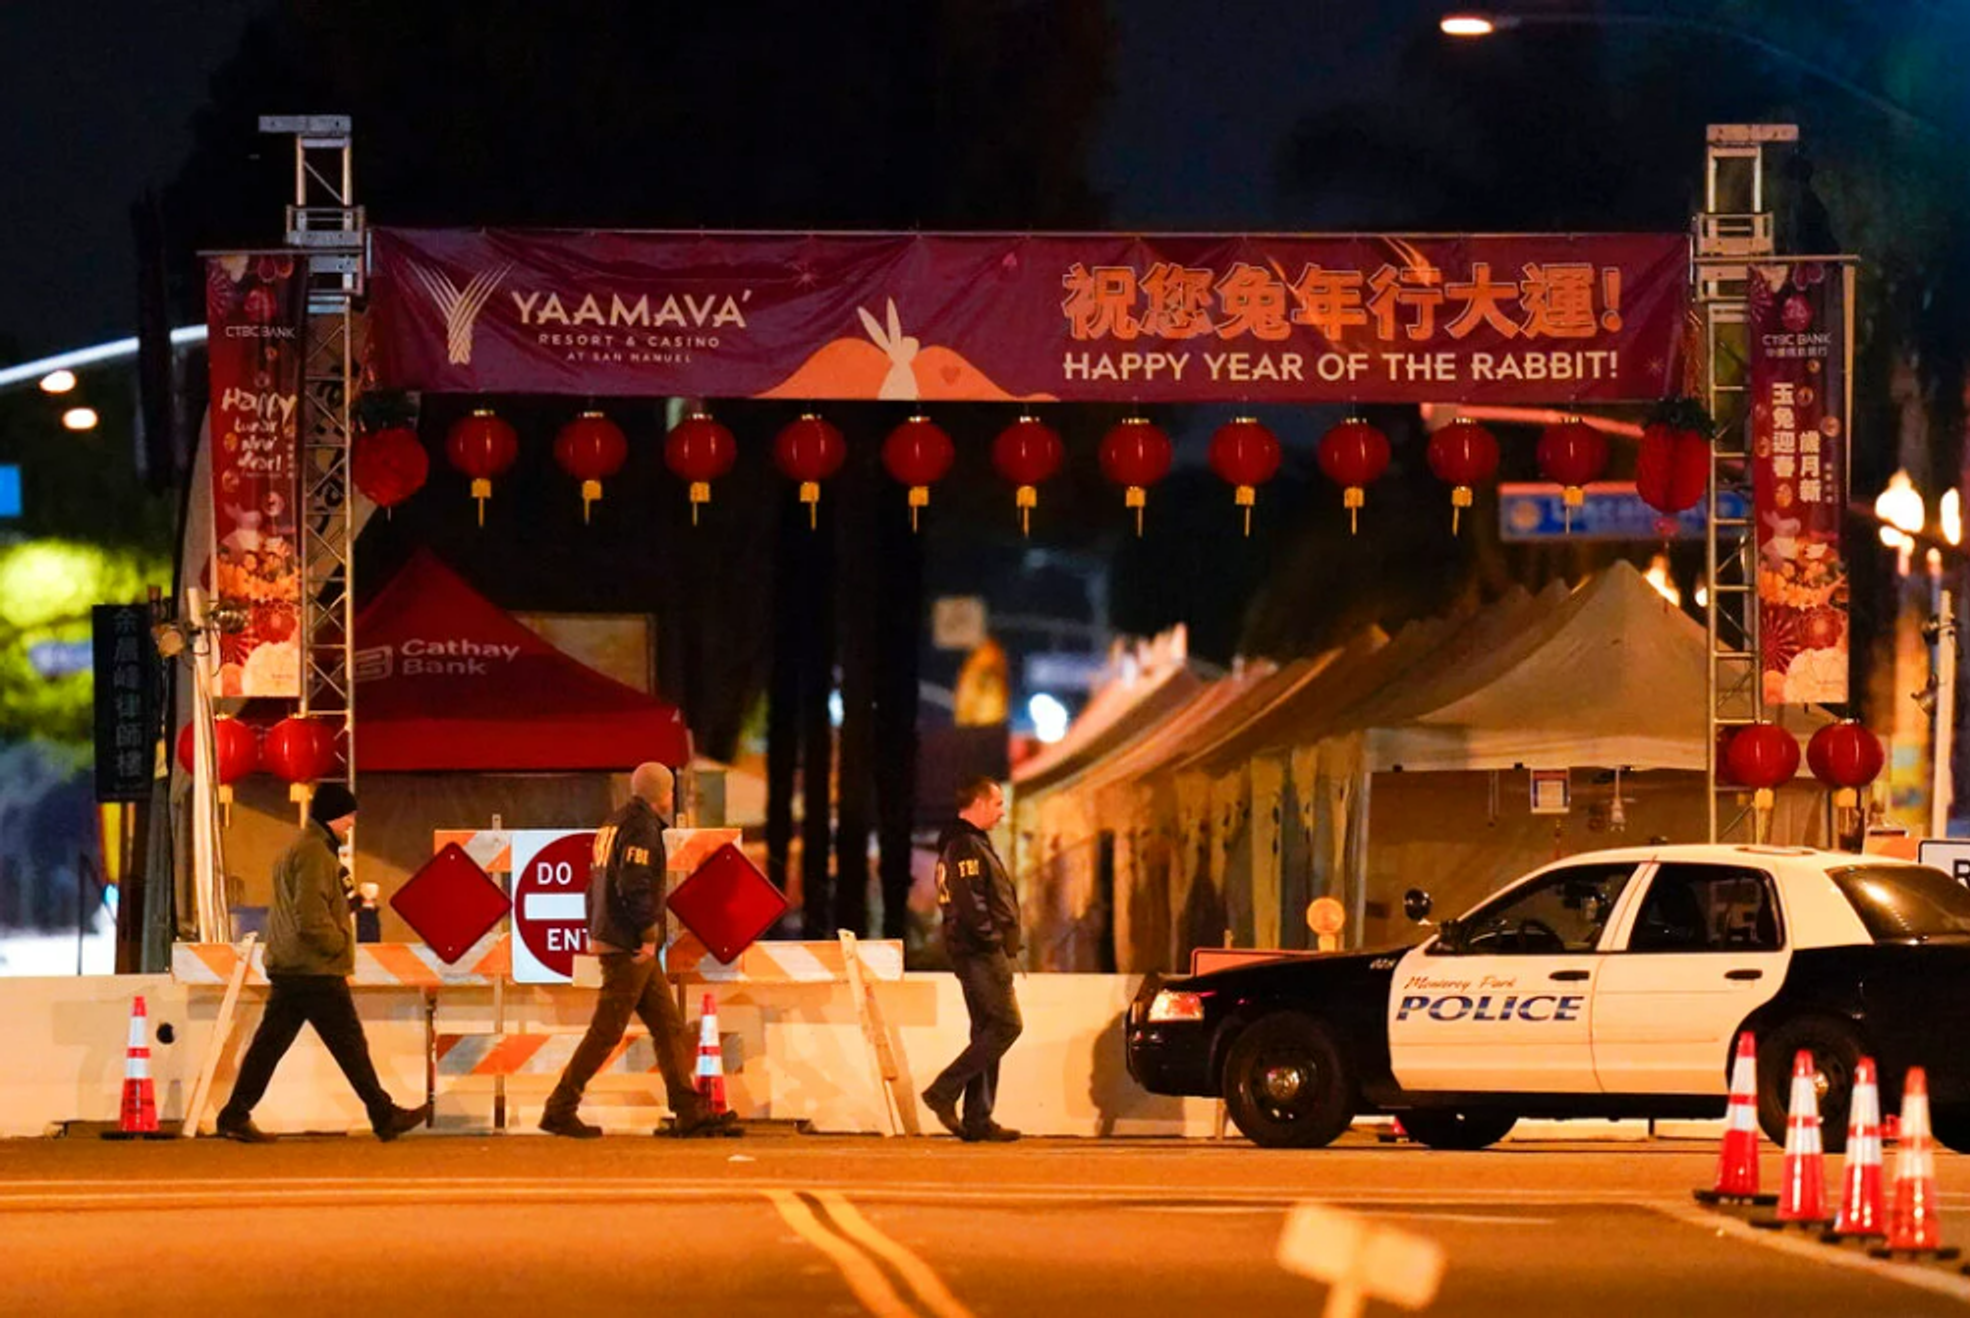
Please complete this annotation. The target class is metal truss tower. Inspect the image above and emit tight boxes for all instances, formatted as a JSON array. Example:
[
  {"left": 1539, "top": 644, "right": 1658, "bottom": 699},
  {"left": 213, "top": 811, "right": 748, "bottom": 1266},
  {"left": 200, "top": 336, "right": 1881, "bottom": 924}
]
[
  {"left": 260, "top": 115, "right": 364, "bottom": 792},
  {"left": 1695, "top": 123, "right": 1795, "bottom": 841}
]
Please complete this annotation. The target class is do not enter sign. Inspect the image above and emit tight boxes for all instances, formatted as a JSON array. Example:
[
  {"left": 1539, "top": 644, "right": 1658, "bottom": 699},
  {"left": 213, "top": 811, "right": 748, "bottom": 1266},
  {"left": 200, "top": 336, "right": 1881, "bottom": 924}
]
[{"left": 511, "top": 829, "right": 596, "bottom": 983}]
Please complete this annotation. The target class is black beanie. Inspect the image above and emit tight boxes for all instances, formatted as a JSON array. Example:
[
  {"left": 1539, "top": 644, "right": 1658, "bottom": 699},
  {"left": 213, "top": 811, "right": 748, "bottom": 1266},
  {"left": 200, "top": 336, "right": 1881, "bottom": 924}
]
[{"left": 310, "top": 782, "right": 359, "bottom": 825}]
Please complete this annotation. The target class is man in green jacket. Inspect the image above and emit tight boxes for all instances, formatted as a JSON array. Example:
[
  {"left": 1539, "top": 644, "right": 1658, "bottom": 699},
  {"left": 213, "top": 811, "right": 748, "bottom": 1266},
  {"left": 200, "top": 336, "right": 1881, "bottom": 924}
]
[{"left": 215, "top": 783, "right": 430, "bottom": 1143}]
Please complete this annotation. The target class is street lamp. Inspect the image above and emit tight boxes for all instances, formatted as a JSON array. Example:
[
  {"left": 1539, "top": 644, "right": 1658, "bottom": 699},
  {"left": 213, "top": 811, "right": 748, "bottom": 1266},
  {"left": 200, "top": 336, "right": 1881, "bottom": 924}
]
[{"left": 1438, "top": 10, "right": 1935, "bottom": 135}]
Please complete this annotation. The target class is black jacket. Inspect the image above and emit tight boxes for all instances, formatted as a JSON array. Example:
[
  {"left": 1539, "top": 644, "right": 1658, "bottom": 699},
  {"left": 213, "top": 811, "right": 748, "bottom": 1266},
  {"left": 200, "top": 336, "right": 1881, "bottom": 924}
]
[
  {"left": 936, "top": 819, "right": 1020, "bottom": 957},
  {"left": 588, "top": 796, "right": 668, "bottom": 951}
]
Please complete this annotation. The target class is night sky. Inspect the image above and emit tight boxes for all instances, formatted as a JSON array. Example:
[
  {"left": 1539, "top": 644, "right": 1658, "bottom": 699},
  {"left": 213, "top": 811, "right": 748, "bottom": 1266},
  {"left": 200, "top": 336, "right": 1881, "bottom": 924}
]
[{"left": 0, "top": 0, "right": 1444, "bottom": 361}]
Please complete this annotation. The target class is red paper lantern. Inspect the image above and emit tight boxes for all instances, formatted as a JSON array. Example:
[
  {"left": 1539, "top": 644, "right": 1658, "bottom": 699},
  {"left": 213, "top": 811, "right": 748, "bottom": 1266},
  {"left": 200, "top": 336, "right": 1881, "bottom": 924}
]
[
  {"left": 552, "top": 411, "right": 629, "bottom": 523},
  {"left": 1536, "top": 418, "right": 1610, "bottom": 531},
  {"left": 351, "top": 425, "right": 429, "bottom": 511},
  {"left": 263, "top": 716, "right": 342, "bottom": 784},
  {"left": 774, "top": 413, "right": 847, "bottom": 529},
  {"left": 664, "top": 411, "right": 738, "bottom": 524},
  {"left": 1726, "top": 721, "right": 1800, "bottom": 819},
  {"left": 446, "top": 409, "right": 519, "bottom": 526},
  {"left": 992, "top": 415, "right": 1064, "bottom": 536},
  {"left": 1208, "top": 417, "right": 1282, "bottom": 536},
  {"left": 1098, "top": 418, "right": 1173, "bottom": 536},
  {"left": 1807, "top": 721, "right": 1885, "bottom": 809},
  {"left": 1316, "top": 418, "right": 1392, "bottom": 535},
  {"left": 1634, "top": 421, "right": 1711, "bottom": 521},
  {"left": 176, "top": 716, "right": 259, "bottom": 809},
  {"left": 882, "top": 416, "right": 955, "bottom": 532},
  {"left": 1425, "top": 418, "right": 1499, "bottom": 534}
]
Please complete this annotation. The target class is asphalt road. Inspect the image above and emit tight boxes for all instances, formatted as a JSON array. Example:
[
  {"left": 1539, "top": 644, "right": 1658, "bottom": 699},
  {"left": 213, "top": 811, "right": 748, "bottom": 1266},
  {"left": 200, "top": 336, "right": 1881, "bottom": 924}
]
[{"left": 7, "top": 1131, "right": 1970, "bottom": 1317}]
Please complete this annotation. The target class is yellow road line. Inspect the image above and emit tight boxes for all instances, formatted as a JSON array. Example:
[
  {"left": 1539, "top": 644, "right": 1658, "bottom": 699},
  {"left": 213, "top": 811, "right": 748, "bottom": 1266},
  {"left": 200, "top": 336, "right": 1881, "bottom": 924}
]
[
  {"left": 763, "top": 1190, "right": 918, "bottom": 1318},
  {"left": 815, "top": 1190, "right": 977, "bottom": 1318}
]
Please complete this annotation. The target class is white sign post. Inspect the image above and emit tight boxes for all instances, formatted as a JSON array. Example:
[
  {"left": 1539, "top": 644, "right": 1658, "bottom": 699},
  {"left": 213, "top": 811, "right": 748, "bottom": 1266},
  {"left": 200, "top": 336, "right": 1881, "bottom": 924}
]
[{"left": 1276, "top": 1203, "right": 1445, "bottom": 1318}]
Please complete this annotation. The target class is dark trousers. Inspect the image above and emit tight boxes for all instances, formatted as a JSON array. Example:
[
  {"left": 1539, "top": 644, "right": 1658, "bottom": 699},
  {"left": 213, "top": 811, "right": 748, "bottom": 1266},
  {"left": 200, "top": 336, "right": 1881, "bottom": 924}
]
[
  {"left": 544, "top": 952, "right": 706, "bottom": 1123},
  {"left": 220, "top": 975, "right": 396, "bottom": 1126},
  {"left": 925, "top": 949, "right": 1023, "bottom": 1129}
]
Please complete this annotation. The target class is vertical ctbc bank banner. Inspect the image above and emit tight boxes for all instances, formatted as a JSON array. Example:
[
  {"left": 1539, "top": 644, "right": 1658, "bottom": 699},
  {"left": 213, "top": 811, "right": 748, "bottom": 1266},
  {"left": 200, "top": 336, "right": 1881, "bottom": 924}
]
[
  {"left": 204, "top": 255, "right": 306, "bottom": 697},
  {"left": 369, "top": 230, "right": 1689, "bottom": 404},
  {"left": 1750, "top": 262, "right": 1850, "bottom": 705}
]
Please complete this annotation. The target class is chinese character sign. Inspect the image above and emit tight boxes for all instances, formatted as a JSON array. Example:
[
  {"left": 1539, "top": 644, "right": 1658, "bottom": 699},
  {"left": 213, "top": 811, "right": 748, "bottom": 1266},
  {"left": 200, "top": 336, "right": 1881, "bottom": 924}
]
[
  {"left": 204, "top": 255, "right": 305, "bottom": 697},
  {"left": 1750, "top": 262, "right": 1849, "bottom": 705},
  {"left": 370, "top": 231, "right": 1688, "bottom": 405},
  {"left": 92, "top": 604, "right": 157, "bottom": 802}
]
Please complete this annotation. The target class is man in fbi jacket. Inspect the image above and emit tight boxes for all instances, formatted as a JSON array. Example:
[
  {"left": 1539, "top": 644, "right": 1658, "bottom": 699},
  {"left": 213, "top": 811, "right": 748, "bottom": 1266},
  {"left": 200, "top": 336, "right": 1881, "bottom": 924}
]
[
  {"left": 921, "top": 776, "right": 1023, "bottom": 1142},
  {"left": 541, "top": 762, "right": 739, "bottom": 1139}
]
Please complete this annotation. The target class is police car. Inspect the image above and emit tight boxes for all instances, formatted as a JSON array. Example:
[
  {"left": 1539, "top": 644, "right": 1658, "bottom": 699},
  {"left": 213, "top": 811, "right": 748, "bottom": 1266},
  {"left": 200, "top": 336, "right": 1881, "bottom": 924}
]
[{"left": 1127, "top": 845, "right": 1970, "bottom": 1151}]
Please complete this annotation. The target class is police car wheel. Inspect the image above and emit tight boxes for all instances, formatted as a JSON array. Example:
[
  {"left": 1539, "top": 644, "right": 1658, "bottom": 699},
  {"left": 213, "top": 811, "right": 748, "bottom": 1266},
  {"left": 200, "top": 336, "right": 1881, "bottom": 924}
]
[
  {"left": 1398, "top": 1109, "right": 1518, "bottom": 1151},
  {"left": 1755, "top": 1016, "right": 1860, "bottom": 1156},
  {"left": 1222, "top": 1012, "right": 1354, "bottom": 1149}
]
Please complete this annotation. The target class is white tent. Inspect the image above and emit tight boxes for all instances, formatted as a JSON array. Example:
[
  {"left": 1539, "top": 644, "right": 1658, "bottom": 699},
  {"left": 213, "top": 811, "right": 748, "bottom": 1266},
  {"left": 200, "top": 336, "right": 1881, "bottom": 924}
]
[{"left": 1021, "top": 562, "right": 1838, "bottom": 971}]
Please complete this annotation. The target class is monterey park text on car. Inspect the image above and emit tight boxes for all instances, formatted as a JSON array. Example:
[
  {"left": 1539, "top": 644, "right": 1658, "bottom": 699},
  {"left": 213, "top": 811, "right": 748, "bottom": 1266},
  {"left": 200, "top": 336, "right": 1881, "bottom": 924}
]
[{"left": 1127, "top": 845, "right": 1970, "bottom": 1151}]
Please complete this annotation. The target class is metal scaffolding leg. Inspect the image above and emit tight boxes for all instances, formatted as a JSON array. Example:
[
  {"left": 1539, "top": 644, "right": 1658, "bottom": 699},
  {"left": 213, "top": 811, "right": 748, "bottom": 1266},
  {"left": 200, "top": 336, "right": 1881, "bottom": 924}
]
[
  {"left": 1696, "top": 124, "right": 1795, "bottom": 842},
  {"left": 260, "top": 116, "right": 365, "bottom": 810}
]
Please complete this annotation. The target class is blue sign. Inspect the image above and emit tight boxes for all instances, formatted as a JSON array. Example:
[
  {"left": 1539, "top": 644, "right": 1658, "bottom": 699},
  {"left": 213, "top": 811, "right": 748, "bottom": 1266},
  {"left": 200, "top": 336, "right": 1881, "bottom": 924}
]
[
  {"left": 1498, "top": 482, "right": 1747, "bottom": 542},
  {"left": 0, "top": 466, "right": 18, "bottom": 519},
  {"left": 29, "top": 640, "right": 93, "bottom": 679}
]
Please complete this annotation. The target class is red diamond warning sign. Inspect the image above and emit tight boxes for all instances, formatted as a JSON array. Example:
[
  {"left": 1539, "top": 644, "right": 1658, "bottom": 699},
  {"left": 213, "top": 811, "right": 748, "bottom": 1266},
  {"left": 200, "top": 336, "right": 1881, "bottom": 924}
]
[{"left": 390, "top": 844, "right": 511, "bottom": 963}]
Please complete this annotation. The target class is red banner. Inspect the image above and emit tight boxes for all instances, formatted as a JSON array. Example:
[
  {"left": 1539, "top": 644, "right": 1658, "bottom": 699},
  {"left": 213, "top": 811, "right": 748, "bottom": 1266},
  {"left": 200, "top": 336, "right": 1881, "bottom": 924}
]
[
  {"left": 1751, "top": 262, "right": 1850, "bottom": 706},
  {"left": 205, "top": 254, "right": 307, "bottom": 698},
  {"left": 369, "top": 230, "right": 1689, "bottom": 404}
]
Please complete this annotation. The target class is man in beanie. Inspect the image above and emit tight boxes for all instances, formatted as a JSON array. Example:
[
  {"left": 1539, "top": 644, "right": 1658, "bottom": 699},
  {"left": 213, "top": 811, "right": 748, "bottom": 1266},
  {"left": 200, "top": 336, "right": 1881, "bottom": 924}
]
[{"left": 214, "top": 782, "right": 430, "bottom": 1143}]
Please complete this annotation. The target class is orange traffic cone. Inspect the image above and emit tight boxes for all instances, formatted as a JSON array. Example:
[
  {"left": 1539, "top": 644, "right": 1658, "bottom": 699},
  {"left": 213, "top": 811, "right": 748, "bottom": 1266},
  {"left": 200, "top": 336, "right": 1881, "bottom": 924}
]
[
  {"left": 693, "top": 992, "right": 727, "bottom": 1116},
  {"left": 101, "top": 995, "right": 167, "bottom": 1140},
  {"left": 1378, "top": 1116, "right": 1410, "bottom": 1144},
  {"left": 1824, "top": 1057, "right": 1886, "bottom": 1241},
  {"left": 1873, "top": 1066, "right": 1961, "bottom": 1260},
  {"left": 1696, "top": 1032, "right": 1774, "bottom": 1205},
  {"left": 1757, "top": 1049, "right": 1830, "bottom": 1228}
]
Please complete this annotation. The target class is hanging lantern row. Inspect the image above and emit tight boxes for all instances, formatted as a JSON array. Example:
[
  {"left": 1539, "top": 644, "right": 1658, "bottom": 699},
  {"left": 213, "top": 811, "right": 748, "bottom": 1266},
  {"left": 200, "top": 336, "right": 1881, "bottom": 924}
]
[
  {"left": 358, "top": 406, "right": 1683, "bottom": 540},
  {"left": 175, "top": 715, "right": 345, "bottom": 824},
  {"left": 1722, "top": 719, "right": 1886, "bottom": 843}
]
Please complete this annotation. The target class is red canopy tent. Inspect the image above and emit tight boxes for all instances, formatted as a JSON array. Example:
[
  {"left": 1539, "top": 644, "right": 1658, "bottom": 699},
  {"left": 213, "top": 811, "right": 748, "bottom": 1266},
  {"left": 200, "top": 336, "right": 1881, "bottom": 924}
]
[{"left": 352, "top": 548, "right": 690, "bottom": 771}]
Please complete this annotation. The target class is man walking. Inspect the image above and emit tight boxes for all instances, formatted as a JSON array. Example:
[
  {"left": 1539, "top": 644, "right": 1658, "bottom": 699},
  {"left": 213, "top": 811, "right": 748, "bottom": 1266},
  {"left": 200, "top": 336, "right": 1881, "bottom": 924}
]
[
  {"left": 921, "top": 776, "right": 1023, "bottom": 1143},
  {"left": 540, "top": 762, "right": 739, "bottom": 1139},
  {"left": 215, "top": 784, "right": 430, "bottom": 1143}
]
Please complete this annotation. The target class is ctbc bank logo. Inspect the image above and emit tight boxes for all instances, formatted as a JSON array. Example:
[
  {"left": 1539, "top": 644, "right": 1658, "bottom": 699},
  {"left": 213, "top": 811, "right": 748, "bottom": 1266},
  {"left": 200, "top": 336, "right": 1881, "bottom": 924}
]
[{"left": 406, "top": 259, "right": 514, "bottom": 366}]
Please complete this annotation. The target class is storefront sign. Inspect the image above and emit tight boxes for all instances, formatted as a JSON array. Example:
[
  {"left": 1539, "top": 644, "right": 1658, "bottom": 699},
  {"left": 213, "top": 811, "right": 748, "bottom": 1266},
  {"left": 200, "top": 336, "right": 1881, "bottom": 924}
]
[
  {"left": 92, "top": 604, "right": 156, "bottom": 802},
  {"left": 371, "top": 230, "right": 1689, "bottom": 405},
  {"left": 1750, "top": 262, "right": 1850, "bottom": 705},
  {"left": 205, "top": 254, "right": 306, "bottom": 698},
  {"left": 1499, "top": 483, "right": 1747, "bottom": 541}
]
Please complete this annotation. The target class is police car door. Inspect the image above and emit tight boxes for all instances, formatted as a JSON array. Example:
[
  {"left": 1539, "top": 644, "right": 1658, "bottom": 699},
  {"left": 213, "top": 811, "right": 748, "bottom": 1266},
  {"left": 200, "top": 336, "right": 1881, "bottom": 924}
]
[
  {"left": 1591, "top": 861, "right": 1787, "bottom": 1095},
  {"left": 1388, "top": 860, "right": 1639, "bottom": 1094}
]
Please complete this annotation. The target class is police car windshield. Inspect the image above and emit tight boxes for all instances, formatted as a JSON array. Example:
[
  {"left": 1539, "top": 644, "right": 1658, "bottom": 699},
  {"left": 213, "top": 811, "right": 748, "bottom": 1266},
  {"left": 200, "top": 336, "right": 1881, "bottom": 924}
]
[{"left": 1829, "top": 865, "right": 1970, "bottom": 941}]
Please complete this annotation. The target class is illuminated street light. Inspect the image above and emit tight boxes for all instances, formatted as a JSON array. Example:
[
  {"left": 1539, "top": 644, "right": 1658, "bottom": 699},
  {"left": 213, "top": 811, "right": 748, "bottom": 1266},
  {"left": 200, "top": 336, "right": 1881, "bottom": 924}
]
[
  {"left": 38, "top": 370, "right": 76, "bottom": 394},
  {"left": 60, "top": 407, "right": 99, "bottom": 432},
  {"left": 1943, "top": 488, "right": 1962, "bottom": 547},
  {"left": 1436, "top": 9, "right": 1936, "bottom": 135},
  {"left": 1876, "top": 469, "right": 1926, "bottom": 536},
  {"left": 1028, "top": 693, "right": 1070, "bottom": 744}
]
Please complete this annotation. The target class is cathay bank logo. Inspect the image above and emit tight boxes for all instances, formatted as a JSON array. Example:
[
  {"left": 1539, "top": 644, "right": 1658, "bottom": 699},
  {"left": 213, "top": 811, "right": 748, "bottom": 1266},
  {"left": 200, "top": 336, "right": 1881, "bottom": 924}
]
[{"left": 407, "top": 260, "right": 513, "bottom": 365}]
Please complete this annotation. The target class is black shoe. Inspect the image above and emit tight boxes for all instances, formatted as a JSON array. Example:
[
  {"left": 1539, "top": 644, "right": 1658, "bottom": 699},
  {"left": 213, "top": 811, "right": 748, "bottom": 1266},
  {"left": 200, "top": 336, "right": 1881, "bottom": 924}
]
[
  {"left": 539, "top": 1112, "right": 603, "bottom": 1140},
  {"left": 213, "top": 1113, "right": 276, "bottom": 1144},
  {"left": 961, "top": 1122, "right": 1021, "bottom": 1144},
  {"left": 922, "top": 1090, "right": 964, "bottom": 1138},
  {"left": 374, "top": 1102, "right": 431, "bottom": 1142},
  {"left": 669, "top": 1110, "right": 743, "bottom": 1139}
]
